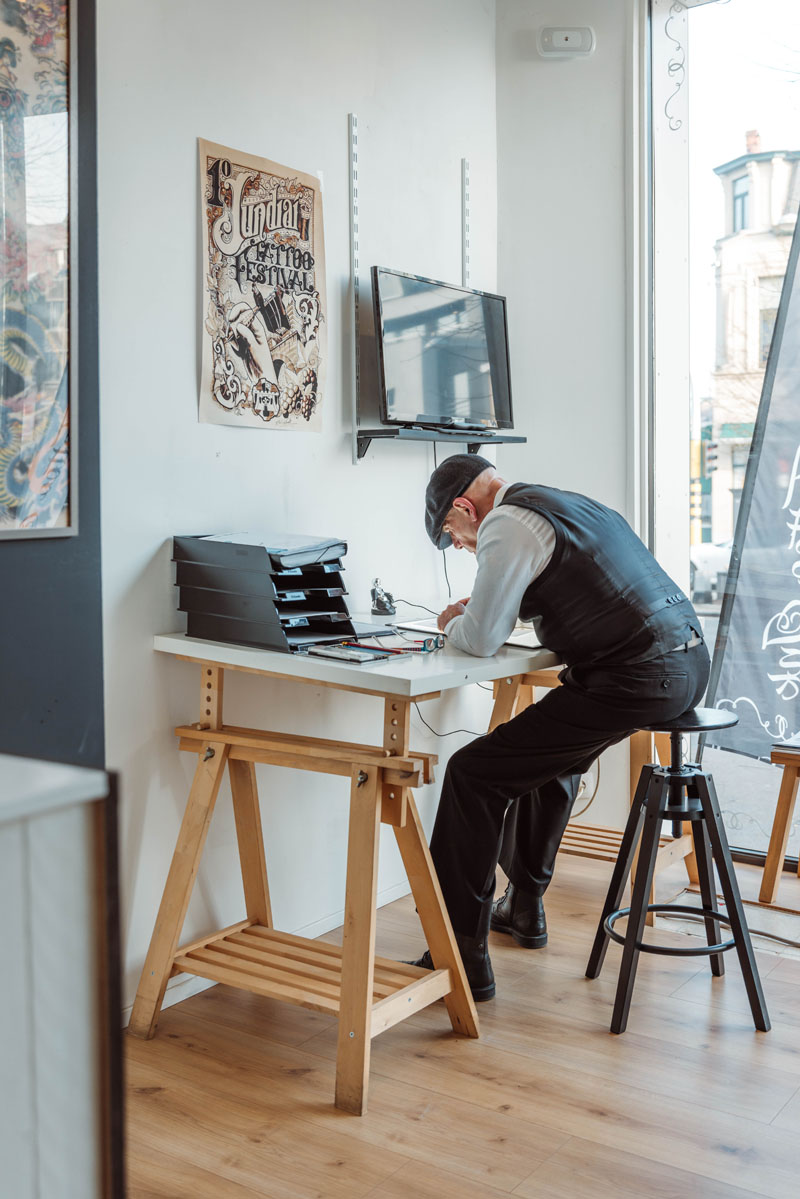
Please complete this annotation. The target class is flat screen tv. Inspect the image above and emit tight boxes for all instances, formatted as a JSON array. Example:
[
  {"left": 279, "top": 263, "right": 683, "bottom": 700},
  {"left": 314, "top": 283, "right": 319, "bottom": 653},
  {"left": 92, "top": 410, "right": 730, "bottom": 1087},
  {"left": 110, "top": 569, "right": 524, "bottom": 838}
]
[{"left": 371, "top": 267, "right": 514, "bottom": 431}]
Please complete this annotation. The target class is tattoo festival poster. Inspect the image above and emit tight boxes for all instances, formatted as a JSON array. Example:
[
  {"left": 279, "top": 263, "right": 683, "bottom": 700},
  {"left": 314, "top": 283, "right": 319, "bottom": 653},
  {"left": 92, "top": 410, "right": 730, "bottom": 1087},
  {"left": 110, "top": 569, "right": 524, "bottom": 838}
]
[{"left": 199, "top": 139, "right": 326, "bottom": 431}]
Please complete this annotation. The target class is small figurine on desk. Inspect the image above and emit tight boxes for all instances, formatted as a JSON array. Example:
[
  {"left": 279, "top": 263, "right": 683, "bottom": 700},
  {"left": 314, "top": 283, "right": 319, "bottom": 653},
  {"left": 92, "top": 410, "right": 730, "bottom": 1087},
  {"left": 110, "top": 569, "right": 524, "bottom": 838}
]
[{"left": 370, "top": 578, "right": 396, "bottom": 616}]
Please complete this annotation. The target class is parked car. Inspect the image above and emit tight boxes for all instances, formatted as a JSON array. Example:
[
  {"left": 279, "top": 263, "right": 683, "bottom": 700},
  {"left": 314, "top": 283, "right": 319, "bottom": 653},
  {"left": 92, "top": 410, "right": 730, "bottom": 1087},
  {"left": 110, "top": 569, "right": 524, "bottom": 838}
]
[{"left": 690, "top": 539, "right": 733, "bottom": 603}]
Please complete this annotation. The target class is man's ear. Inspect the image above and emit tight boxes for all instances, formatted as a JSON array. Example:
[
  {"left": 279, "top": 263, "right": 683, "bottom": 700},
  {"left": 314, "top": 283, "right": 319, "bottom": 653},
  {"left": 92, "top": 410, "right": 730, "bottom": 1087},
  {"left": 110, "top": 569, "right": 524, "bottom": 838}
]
[{"left": 453, "top": 497, "right": 477, "bottom": 519}]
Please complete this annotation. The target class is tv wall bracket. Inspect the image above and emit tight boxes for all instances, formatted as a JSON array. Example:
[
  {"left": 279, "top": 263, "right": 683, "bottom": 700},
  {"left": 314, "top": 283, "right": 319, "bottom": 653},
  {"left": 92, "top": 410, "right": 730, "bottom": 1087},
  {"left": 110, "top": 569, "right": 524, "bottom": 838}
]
[{"left": 355, "top": 426, "right": 527, "bottom": 460}]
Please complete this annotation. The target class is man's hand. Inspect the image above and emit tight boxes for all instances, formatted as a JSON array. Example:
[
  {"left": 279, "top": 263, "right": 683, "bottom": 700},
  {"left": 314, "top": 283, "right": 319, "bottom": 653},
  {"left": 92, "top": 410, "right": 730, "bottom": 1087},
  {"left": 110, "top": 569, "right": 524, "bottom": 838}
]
[{"left": 437, "top": 601, "right": 467, "bottom": 631}]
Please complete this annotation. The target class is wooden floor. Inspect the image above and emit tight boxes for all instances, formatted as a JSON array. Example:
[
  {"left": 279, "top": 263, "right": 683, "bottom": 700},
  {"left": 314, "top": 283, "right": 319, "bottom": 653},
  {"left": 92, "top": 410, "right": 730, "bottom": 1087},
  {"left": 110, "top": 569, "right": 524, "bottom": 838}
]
[{"left": 126, "top": 857, "right": 800, "bottom": 1198}]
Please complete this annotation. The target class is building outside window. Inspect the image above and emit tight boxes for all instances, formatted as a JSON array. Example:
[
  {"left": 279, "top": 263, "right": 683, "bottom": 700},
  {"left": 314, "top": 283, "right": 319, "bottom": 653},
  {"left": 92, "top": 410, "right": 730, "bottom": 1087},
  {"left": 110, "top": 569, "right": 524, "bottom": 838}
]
[{"left": 732, "top": 174, "right": 749, "bottom": 231}]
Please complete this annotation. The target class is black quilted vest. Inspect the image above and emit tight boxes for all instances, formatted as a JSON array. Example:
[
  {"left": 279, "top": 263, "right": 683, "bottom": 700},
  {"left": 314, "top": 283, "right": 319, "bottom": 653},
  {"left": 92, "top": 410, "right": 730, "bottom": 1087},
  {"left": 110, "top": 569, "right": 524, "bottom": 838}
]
[{"left": 500, "top": 483, "right": 701, "bottom": 666}]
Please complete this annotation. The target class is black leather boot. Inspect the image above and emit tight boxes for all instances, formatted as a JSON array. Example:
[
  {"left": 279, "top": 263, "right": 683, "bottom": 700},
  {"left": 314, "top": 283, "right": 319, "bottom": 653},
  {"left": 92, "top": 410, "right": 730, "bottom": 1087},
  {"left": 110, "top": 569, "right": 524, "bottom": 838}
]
[
  {"left": 410, "top": 930, "right": 495, "bottom": 1002},
  {"left": 490, "top": 882, "right": 548, "bottom": 948}
]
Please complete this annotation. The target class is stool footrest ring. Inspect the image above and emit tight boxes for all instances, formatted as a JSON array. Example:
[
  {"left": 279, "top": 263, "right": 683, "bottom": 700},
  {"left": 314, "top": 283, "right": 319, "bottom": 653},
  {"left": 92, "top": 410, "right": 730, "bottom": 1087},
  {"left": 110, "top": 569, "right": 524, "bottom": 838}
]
[{"left": 604, "top": 904, "right": 736, "bottom": 957}]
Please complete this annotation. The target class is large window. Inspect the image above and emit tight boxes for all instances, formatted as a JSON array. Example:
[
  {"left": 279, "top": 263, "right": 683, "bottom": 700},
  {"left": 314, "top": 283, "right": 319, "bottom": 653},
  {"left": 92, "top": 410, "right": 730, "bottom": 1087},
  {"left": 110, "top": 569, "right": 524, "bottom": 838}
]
[
  {"left": 685, "top": 0, "right": 800, "bottom": 858},
  {"left": 653, "top": 0, "right": 800, "bottom": 859}
]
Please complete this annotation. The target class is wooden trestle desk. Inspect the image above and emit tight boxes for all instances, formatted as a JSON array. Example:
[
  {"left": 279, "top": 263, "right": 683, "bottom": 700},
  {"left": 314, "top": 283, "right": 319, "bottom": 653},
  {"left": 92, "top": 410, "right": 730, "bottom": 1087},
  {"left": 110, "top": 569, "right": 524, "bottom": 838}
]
[{"left": 128, "top": 632, "right": 560, "bottom": 1114}]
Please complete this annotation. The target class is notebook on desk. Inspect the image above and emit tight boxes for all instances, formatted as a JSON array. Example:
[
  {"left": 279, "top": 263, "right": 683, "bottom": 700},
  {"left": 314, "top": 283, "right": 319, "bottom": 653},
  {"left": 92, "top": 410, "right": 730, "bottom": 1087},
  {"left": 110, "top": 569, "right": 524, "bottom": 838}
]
[{"left": 396, "top": 619, "right": 542, "bottom": 650}]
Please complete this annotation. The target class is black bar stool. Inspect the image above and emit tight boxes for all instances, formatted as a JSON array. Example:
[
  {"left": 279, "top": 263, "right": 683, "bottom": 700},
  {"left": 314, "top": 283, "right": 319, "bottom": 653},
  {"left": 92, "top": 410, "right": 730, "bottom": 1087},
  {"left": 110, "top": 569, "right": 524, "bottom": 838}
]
[{"left": 586, "top": 707, "right": 771, "bottom": 1035}]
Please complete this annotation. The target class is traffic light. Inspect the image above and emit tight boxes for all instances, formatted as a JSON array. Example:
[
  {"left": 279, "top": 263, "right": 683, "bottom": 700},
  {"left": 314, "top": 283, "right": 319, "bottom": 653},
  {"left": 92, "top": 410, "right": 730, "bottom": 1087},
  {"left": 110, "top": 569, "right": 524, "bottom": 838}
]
[{"left": 704, "top": 441, "right": 718, "bottom": 474}]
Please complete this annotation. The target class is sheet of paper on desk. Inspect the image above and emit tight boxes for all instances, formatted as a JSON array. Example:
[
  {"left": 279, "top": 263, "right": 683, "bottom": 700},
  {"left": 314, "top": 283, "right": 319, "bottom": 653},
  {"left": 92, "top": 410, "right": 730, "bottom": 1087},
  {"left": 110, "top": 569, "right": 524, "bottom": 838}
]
[
  {"left": 396, "top": 619, "right": 542, "bottom": 649},
  {"left": 197, "top": 532, "right": 347, "bottom": 568}
]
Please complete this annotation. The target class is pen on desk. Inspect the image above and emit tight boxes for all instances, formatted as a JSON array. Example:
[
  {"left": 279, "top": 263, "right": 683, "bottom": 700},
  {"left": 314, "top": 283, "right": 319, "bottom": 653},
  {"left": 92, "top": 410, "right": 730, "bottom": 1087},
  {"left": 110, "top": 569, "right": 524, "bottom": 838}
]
[{"left": 342, "top": 641, "right": 407, "bottom": 655}]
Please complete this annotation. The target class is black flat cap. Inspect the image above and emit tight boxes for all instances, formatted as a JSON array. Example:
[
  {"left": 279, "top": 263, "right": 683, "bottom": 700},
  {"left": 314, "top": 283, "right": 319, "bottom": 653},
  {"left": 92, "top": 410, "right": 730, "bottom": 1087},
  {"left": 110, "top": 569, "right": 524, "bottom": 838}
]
[{"left": 425, "top": 454, "right": 493, "bottom": 548}]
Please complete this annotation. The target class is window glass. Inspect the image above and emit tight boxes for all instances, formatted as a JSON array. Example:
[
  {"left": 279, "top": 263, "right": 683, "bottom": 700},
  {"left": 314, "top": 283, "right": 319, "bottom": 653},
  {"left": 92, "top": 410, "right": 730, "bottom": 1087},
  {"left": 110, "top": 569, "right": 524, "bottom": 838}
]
[
  {"left": 687, "top": 0, "right": 800, "bottom": 857},
  {"left": 733, "top": 175, "right": 749, "bottom": 231}
]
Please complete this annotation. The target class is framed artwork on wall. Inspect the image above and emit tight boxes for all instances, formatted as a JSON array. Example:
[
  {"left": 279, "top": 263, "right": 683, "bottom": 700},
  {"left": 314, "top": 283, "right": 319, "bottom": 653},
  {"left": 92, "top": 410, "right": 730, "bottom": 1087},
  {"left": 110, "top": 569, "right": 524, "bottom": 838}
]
[{"left": 0, "top": 1, "right": 76, "bottom": 538}]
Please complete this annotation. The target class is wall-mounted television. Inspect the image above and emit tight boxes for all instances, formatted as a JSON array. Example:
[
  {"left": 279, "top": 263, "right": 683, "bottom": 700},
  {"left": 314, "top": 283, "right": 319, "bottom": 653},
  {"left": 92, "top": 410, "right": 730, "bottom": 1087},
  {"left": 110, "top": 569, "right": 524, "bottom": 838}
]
[{"left": 371, "top": 267, "right": 514, "bottom": 431}]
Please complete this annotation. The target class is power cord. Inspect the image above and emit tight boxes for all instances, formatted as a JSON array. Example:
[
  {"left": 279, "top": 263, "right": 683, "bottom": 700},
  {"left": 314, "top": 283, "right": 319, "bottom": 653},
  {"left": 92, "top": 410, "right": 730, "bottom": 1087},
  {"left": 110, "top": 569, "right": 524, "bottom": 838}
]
[
  {"left": 571, "top": 760, "right": 601, "bottom": 819},
  {"left": 432, "top": 442, "right": 452, "bottom": 599},
  {"left": 394, "top": 598, "right": 439, "bottom": 617},
  {"left": 657, "top": 893, "right": 800, "bottom": 951},
  {"left": 722, "top": 807, "right": 799, "bottom": 844},
  {"left": 413, "top": 703, "right": 482, "bottom": 738}
]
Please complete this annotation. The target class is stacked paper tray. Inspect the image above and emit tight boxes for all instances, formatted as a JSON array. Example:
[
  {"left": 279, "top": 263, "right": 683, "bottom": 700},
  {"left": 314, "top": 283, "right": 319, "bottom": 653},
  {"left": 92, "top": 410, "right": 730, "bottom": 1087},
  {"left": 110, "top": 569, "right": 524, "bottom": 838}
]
[{"left": 173, "top": 533, "right": 357, "bottom": 652}]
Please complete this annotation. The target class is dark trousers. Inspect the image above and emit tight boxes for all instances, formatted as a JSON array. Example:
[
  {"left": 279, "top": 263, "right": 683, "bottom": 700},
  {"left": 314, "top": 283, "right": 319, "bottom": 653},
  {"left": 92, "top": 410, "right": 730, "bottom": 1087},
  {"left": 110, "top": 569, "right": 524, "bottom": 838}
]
[{"left": 429, "top": 644, "right": 710, "bottom": 938}]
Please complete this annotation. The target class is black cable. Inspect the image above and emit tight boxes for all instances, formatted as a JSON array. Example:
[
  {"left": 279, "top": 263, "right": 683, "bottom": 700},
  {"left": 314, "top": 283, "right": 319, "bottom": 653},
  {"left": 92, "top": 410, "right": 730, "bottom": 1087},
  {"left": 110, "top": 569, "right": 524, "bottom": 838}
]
[
  {"left": 413, "top": 703, "right": 481, "bottom": 738},
  {"left": 571, "top": 760, "right": 601, "bottom": 819},
  {"left": 394, "top": 597, "right": 439, "bottom": 617},
  {"left": 431, "top": 442, "right": 452, "bottom": 598},
  {"left": 660, "top": 901, "right": 800, "bottom": 951}
]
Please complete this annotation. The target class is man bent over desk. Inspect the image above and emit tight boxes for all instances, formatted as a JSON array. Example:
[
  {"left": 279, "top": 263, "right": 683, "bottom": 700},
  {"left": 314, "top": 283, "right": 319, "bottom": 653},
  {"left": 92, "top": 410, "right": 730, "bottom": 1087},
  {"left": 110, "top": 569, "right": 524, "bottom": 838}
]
[{"left": 412, "top": 455, "right": 709, "bottom": 1001}]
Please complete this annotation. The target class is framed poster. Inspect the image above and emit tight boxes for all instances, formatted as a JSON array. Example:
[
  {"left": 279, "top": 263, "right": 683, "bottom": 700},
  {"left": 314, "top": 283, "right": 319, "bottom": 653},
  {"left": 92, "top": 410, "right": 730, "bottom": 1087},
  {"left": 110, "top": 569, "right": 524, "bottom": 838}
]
[
  {"left": 199, "top": 139, "right": 326, "bottom": 431},
  {"left": 0, "top": 1, "right": 76, "bottom": 538}
]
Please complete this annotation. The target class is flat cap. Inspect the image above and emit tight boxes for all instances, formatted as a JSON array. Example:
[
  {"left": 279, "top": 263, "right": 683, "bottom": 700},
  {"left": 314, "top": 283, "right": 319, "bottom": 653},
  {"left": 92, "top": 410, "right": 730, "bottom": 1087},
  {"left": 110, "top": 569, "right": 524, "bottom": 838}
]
[{"left": 425, "top": 454, "right": 493, "bottom": 549}]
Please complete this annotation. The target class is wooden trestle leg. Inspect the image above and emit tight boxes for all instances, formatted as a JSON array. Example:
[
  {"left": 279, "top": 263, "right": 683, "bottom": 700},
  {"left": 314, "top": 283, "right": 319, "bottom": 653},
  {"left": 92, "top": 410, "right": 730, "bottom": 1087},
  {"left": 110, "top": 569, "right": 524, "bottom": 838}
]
[
  {"left": 128, "top": 739, "right": 231, "bottom": 1039},
  {"left": 489, "top": 675, "right": 523, "bottom": 732},
  {"left": 382, "top": 696, "right": 479, "bottom": 1041},
  {"left": 335, "top": 764, "right": 382, "bottom": 1115},
  {"left": 230, "top": 758, "right": 272, "bottom": 927},
  {"left": 394, "top": 791, "right": 479, "bottom": 1038},
  {"left": 760, "top": 759, "right": 800, "bottom": 903}
]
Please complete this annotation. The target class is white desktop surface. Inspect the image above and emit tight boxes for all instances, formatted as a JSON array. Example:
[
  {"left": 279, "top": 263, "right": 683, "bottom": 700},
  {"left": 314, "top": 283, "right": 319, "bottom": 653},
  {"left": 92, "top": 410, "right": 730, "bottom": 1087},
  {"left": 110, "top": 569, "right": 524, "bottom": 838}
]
[{"left": 153, "top": 631, "right": 560, "bottom": 697}]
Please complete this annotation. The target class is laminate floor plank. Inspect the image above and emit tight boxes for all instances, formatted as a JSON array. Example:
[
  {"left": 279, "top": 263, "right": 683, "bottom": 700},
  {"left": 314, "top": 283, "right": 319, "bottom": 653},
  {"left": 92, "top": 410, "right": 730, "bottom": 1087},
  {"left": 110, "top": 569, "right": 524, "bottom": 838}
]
[
  {"left": 128, "top": 1144, "right": 267, "bottom": 1198},
  {"left": 514, "top": 1135, "right": 768, "bottom": 1199},
  {"left": 771, "top": 1086, "right": 800, "bottom": 1131},
  {"left": 670, "top": 967, "right": 800, "bottom": 1028},
  {"left": 362, "top": 1158, "right": 520, "bottom": 1199},
  {"left": 458, "top": 987, "right": 798, "bottom": 1123},
  {"left": 186, "top": 983, "right": 338, "bottom": 1047},
  {"left": 765, "top": 956, "right": 800, "bottom": 985}
]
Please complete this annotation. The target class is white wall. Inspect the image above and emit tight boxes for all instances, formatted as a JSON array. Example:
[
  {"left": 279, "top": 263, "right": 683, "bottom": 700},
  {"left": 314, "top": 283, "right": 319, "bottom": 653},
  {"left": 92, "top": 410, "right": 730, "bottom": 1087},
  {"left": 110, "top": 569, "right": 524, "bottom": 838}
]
[
  {"left": 98, "top": 0, "right": 501, "bottom": 1011},
  {"left": 495, "top": 0, "right": 638, "bottom": 826}
]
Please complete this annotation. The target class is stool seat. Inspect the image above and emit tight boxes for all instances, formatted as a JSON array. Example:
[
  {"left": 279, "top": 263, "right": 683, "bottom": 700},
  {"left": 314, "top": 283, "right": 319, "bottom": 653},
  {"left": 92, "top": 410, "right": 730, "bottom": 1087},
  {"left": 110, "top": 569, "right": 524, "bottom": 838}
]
[{"left": 638, "top": 706, "right": 738, "bottom": 734}]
